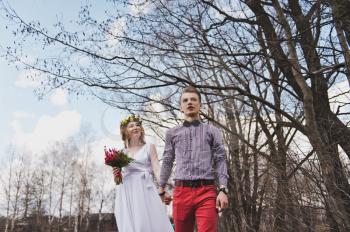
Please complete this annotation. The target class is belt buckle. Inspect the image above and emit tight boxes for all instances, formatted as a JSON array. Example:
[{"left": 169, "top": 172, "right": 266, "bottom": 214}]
[
  {"left": 191, "top": 181, "right": 199, "bottom": 188},
  {"left": 187, "top": 181, "right": 193, "bottom": 188}
]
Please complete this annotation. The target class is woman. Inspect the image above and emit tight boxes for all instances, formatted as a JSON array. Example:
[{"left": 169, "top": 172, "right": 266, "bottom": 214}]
[{"left": 113, "top": 115, "right": 173, "bottom": 232}]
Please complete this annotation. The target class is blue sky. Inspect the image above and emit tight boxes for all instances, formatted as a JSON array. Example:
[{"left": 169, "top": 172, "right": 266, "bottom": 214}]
[
  {"left": 2, "top": 0, "right": 348, "bottom": 162},
  {"left": 0, "top": 0, "right": 127, "bottom": 160}
]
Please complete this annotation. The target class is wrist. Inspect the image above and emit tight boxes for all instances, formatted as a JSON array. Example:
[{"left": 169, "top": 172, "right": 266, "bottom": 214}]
[
  {"left": 218, "top": 186, "right": 228, "bottom": 195},
  {"left": 159, "top": 186, "right": 166, "bottom": 194}
]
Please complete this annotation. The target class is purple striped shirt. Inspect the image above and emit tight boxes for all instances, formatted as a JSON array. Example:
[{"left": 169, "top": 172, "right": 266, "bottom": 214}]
[{"left": 159, "top": 121, "right": 228, "bottom": 188}]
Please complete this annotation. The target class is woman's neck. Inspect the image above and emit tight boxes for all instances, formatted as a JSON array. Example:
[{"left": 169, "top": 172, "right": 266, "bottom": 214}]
[{"left": 128, "top": 139, "right": 143, "bottom": 148}]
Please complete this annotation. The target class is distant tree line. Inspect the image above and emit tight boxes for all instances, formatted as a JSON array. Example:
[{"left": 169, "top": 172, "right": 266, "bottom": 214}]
[{"left": 0, "top": 128, "right": 116, "bottom": 232}]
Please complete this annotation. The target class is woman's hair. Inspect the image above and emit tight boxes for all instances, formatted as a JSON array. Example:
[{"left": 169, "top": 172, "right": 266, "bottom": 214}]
[{"left": 120, "top": 115, "right": 145, "bottom": 148}]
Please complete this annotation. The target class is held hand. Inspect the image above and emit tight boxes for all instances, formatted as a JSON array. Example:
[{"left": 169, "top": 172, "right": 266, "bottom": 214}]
[
  {"left": 164, "top": 192, "right": 172, "bottom": 205},
  {"left": 112, "top": 167, "right": 121, "bottom": 177},
  {"left": 159, "top": 191, "right": 172, "bottom": 205},
  {"left": 216, "top": 192, "right": 228, "bottom": 212}
]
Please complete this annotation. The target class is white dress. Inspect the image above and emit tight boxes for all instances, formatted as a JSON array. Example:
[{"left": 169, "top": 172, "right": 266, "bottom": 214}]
[{"left": 114, "top": 143, "right": 174, "bottom": 232}]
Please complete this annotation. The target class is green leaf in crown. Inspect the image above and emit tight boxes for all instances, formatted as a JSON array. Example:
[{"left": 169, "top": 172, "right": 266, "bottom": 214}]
[{"left": 120, "top": 114, "right": 142, "bottom": 128}]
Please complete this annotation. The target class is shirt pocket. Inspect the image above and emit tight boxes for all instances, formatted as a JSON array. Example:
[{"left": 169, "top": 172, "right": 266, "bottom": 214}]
[
  {"left": 199, "top": 132, "right": 213, "bottom": 152},
  {"left": 174, "top": 135, "right": 187, "bottom": 155}
]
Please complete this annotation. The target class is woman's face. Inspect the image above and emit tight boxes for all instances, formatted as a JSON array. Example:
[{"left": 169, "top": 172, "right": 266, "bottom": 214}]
[{"left": 126, "top": 121, "right": 142, "bottom": 140}]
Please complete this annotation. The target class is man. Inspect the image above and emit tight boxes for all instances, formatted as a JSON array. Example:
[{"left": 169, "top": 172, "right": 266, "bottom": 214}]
[{"left": 159, "top": 86, "right": 229, "bottom": 232}]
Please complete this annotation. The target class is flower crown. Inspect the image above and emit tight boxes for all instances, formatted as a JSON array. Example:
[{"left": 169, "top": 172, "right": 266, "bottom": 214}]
[{"left": 120, "top": 114, "right": 142, "bottom": 128}]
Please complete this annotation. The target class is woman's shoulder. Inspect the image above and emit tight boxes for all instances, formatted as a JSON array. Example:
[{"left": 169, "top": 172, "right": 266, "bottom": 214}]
[{"left": 145, "top": 143, "right": 156, "bottom": 150}]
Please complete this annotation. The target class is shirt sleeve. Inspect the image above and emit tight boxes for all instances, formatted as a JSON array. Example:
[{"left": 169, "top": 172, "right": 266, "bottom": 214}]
[
  {"left": 211, "top": 126, "right": 229, "bottom": 187},
  {"left": 159, "top": 129, "right": 175, "bottom": 188}
]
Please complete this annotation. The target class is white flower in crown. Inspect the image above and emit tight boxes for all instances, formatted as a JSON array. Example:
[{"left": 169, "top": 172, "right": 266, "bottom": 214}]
[{"left": 120, "top": 114, "right": 142, "bottom": 128}]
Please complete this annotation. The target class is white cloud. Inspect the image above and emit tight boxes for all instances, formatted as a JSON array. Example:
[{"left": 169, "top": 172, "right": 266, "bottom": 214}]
[
  {"left": 328, "top": 80, "right": 350, "bottom": 114},
  {"left": 11, "top": 119, "right": 22, "bottom": 135},
  {"left": 208, "top": 1, "right": 247, "bottom": 21},
  {"left": 13, "top": 111, "right": 36, "bottom": 119},
  {"left": 77, "top": 56, "right": 90, "bottom": 66},
  {"left": 90, "top": 133, "right": 124, "bottom": 164},
  {"left": 15, "top": 69, "right": 45, "bottom": 88},
  {"left": 109, "top": 17, "right": 127, "bottom": 37},
  {"left": 11, "top": 110, "right": 82, "bottom": 154},
  {"left": 105, "top": 17, "right": 127, "bottom": 49},
  {"left": 129, "top": 0, "right": 152, "bottom": 16},
  {"left": 50, "top": 88, "right": 68, "bottom": 106}
]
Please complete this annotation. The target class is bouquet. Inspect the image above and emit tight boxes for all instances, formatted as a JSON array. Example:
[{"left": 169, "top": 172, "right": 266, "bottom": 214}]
[{"left": 104, "top": 147, "right": 134, "bottom": 185}]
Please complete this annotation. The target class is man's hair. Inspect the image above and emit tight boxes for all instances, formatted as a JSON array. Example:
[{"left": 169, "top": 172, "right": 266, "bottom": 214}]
[{"left": 180, "top": 86, "right": 201, "bottom": 103}]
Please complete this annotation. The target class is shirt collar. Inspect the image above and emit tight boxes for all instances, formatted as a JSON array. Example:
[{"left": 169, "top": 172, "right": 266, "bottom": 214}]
[{"left": 183, "top": 120, "right": 201, "bottom": 127}]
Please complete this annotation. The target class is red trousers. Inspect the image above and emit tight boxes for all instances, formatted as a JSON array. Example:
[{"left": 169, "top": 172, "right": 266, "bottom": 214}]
[{"left": 173, "top": 185, "right": 218, "bottom": 232}]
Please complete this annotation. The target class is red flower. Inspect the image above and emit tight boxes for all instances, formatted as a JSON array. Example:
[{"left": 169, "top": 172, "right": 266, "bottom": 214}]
[{"left": 104, "top": 146, "right": 134, "bottom": 185}]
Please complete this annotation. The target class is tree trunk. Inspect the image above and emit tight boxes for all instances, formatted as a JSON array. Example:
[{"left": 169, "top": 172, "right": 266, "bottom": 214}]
[
  {"left": 323, "top": 0, "right": 350, "bottom": 46},
  {"left": 223, "top": 99, "right": 249, "bottom": 232},
  {"left": 97, "top": 199, "right": 104, "bottom": 232},
  {"left": 246, "top": 1, "right": 350, "bottom": 230}
]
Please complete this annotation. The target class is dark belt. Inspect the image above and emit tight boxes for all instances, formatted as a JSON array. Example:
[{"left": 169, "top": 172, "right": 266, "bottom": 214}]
[{"left": 174, "top": 179, "right": 215, "bottom": 188}]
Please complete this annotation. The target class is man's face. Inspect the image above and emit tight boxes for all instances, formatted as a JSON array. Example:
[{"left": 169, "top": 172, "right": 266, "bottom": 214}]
[{"left": 180, "top": 92, "right": 201, "bottom": 117}]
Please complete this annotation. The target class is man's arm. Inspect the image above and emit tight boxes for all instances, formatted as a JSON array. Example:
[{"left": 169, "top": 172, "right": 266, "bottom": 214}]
[
  {"left": 211, "top": 126, "right": 229, "bottom": 210},
  {"left": 159, "top": 129, "right": 175, "bottom": 189},
  {"left": 211, "top": 126, "right": 229, "bottom": 187}
]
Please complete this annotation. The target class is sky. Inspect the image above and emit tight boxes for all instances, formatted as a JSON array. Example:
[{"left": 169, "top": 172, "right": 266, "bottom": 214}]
[
  {"left": 1, "top": 0, "right": 349, "bottom": 162},
  {"left": 0, "top": 0, "right": 130, "bottom": 163},
  {"left": 0, "top": 1, "right": 171, "bottom": 217}
]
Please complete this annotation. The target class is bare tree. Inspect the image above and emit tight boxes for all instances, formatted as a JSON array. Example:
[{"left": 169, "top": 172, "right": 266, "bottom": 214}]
[
  {"left": 1, "top": 148, "right": 16, "bottom": 232},
  {"left": 1, "top": 0, "right": 350, "bottom": 231}
]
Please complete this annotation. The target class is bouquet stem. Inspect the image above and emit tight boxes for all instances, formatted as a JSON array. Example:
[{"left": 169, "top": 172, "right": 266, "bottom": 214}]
[
  {"left": 114, "top": 174, "right": 123, "bottom": 185},
  {"left": 114, "top": 168, "right": 123, "bottom": 185}
]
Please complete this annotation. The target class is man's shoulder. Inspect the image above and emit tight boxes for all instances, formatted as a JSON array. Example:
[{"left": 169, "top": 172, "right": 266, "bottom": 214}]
[
  {"left": 202, "top": 122, "right": 219, "bottom": 130},
  {"left": 171, "top": 123, "right": 185, "bottom": 130},
  {"left": 166, "top": 124, "right": 183, "bottom": 135},
  {"left": 166, "top": 122, "right": 220, "bottom": 133}
]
